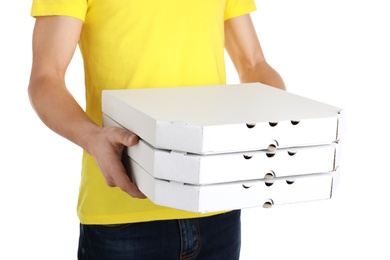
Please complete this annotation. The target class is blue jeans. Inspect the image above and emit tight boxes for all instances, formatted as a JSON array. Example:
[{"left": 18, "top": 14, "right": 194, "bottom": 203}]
[{"left": 78, "top": 210, "right": 241, "bottom": 260}]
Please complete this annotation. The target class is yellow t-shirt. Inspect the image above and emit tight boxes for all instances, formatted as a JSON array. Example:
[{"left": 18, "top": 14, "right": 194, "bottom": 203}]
[{"left": 31, "top": 0, "right": 256, "bottom": 224}]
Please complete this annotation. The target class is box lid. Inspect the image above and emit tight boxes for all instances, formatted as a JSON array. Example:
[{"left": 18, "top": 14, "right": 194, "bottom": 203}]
[{"left": 102, "top": 83, "right": 343, "bottom": 154}]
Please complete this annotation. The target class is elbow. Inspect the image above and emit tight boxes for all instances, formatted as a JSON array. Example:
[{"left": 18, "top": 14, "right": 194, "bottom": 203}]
[
  {"left": 28, "top": 73, "right": 44, "bottom": 107},
  {"left": 27, "top": 72, "right": 59, "bottom": 111},
  {"left": 28, "top": 75, "right": 39, "bottom": 107}
]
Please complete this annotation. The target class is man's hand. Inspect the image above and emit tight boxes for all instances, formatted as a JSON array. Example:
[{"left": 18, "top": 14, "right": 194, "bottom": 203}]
[{"left": 89, "top": 126, "right": 146, "bottom": 199}]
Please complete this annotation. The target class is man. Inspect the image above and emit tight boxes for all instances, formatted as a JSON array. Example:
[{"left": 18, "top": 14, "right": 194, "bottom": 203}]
[{"left": 29, "top": 0, "right": 285, "bottom": 259}]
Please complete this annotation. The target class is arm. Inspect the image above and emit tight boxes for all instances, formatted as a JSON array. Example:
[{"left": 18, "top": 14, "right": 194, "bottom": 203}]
[
  {"left": 28, "top": 16, "right": 145, "bottom": 198},
  {"left": 225, "top": 14, "right": 286, "bottom": 90}
]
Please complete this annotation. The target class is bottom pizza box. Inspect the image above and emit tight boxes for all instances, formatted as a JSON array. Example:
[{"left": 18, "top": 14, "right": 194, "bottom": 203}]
[{"left": 124, "top": 157, "right": 338, "bottom": 213}]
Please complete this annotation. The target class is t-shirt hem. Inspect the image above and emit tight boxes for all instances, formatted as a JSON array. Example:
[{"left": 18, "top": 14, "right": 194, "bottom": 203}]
[
  {"left": 78, "top": 209, "right": 229, "bottom": 225},
  {"left": 224, "top": 3, "right": 257, "bottom": 21},
  {"left": 31, "top": 4, "right": 87, "bottom": 22}
]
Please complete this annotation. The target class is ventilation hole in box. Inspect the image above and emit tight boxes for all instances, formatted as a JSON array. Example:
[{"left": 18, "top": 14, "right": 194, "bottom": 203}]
[
  {"left": 287, "top": 151, "right": 297, "bottom": 156},
  {"left": 242, "top": 184, "right": 252, "bottom": 189},
  {"left": 286, "top": 180, "right": 295, "bottom": 185},
  {"left": 246, "top": 123, "right": 256, "bottom": 128},
  {"left": 291, "top": 120, "right": 300, "bottom": 125},
  {"left": 264, "top": 172, "right": 275, "bottom": 187},
  {"left": 267, "top": 143, "right": 278, "bottom": 152},
  {"left": 269, "top": 122, "right": 278, "bottom": 127},
  {"left": 264, "top": 172, "right": 275, "bottom": 179},
  {"left": 243, "top": 154, "right": 253, "bottom": 160},
  {"left": 262, "top": 199, "right": 274, "bottom": 209},
  {"left": 266, "top": 152, "right": 275, "bottom": 158}
]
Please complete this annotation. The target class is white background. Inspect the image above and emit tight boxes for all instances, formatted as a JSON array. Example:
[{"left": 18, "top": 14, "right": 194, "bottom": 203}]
[{"left": 1, "top": 1, "right": 389, "bottom": 259}]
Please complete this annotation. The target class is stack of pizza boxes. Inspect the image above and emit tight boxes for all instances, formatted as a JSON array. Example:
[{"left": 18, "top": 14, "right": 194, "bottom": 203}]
[{"left": 102, "top": 83, "right": 344, "bottom": 213}]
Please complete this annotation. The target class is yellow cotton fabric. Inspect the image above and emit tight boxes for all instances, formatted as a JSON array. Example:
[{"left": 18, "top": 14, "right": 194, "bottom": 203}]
[{"left": 31, "top": 0, "right": 256, "bottom": 224}]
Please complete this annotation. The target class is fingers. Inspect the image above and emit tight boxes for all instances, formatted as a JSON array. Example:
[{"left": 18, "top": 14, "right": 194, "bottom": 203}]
[
  {"left": 103, "top": 126, "right": 139, "bottom": 148},
  {"left": 93, "top": 126, "right": 145, "bottom": 198},
  {"left": 115, "top": 131, "right": 145, "bottom": 197},
  {"left": 104, "top": 166, "right": 146, "bottom": 199},
  {"left": 118, "top": 128, "right": 139, "bottom": 147},
  {"left": 120, "top": 180, "right": 147, "bottom": 199}
]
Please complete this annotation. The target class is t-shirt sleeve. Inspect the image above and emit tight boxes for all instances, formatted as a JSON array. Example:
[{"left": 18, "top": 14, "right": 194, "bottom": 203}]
[
  {"left": 224, "top": 0, "right": 257, "bottom": 21},
  {"left": 30, "top": 0, "right": 88, "bottom": 22}
]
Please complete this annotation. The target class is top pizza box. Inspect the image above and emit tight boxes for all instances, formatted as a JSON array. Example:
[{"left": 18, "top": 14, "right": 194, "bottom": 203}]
[{"left": 102, "top": 83, "right": 343, "bottom": 155}]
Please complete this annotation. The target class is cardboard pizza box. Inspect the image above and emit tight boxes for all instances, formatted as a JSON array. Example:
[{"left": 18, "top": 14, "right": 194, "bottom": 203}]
[
  {"left": 102, "top": 83, "right": 343, "bottom": 154},
  {"left": 104, "top": 114, "right": 339, "bottom": 184},
  {"left": 125, "top": 157, "right": 337, "bottom": 213}
]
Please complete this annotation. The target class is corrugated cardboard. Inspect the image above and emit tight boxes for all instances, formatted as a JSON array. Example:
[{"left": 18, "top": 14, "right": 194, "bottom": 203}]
[
  {"left": 102, "top": 83, "right": 343, "bottom": 212},
  {"left": 125, "top": 157, "right": 336, "bottom": 213},
  {"left": 104, "top": 114, "right": 339, "bottom": 185},
  {"left": 102, "top": 83, "right": 343, "bottom": 154}
]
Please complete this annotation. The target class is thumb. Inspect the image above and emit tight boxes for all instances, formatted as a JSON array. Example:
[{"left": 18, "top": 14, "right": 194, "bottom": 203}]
[{"left": 121, "top": 129, "right": 139, "bottom": 146}]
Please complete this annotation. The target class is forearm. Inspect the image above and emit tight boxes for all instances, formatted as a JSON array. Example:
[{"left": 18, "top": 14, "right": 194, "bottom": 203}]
[
  {"left": 238, "top": 60, "right": 286, "bottom": 90},
  {"left": 29, "top": 68, "right": 143, "bottom": 197},
  {"left": 225, "top": 14, "right": 286, "bottom": 91},
  {"left": 28, "top": 16, "right": 99, "bottom": 153},
  {"left": 28, "top": 74, "right": 100, "bottom": 154}
]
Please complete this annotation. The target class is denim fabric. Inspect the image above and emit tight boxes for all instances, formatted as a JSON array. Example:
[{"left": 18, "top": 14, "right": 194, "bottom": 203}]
[{"left": 78, "top": 210, "right": 241, "bottom": 260}]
